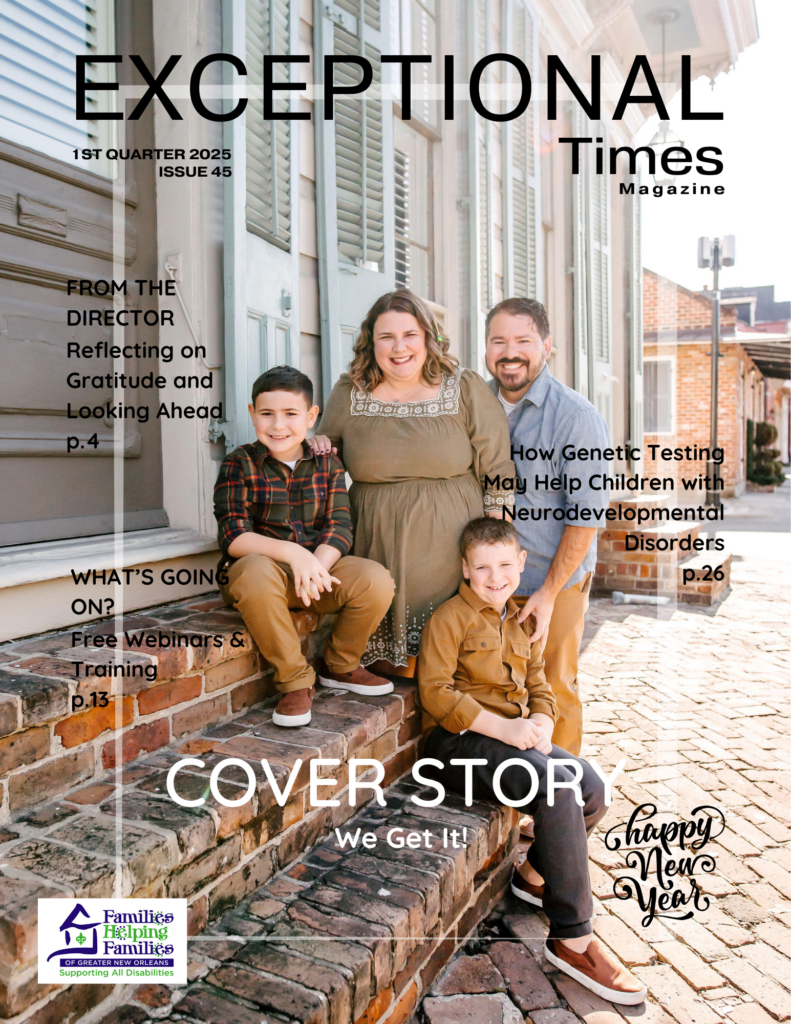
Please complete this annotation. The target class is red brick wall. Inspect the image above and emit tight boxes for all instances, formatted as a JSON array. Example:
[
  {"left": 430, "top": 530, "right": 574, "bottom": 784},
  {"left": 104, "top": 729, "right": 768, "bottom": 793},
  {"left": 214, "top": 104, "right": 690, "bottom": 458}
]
[
  {"left": 643, "top": 342, "right": 764, "bottom": 495},
  {"left": 644, "top": 270, "right": 738, "bottom": 332}
]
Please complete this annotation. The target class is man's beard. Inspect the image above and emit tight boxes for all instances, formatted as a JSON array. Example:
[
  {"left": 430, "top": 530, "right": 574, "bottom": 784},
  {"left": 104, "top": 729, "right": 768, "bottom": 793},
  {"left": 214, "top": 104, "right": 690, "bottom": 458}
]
[{"left": 493, "top": 356, "right": 545, "bottom": 393}]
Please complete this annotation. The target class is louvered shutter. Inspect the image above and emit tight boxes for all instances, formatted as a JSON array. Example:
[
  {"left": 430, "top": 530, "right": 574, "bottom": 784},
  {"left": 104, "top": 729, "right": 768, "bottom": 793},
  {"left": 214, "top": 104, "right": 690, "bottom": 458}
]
[
  {"left": 222, "top": 0, "right": 301, "bottom": 449},
  {"left": 315, "top": 0, "right": 395, "bottom": 395},
  {"left": 467, "top": 0, "right": 494, "bottom": 374},
  {"left": 503, "top": 0, "right": 541, "bottom": 302},
  {"left": 394, "top": 146, "right": 410, "bottom": 288},
  {"left": 572, "top": 108, "right": 589, "bottom": 398},
  {"left": 0, "top": 0, "right": 115, "bottom": 176},
  {"left": 246, "top": 0, "right": 291, "bottom": 248},
  {"left": 586, "top": 118, "right": 612, "bottom": 430},
  {"left": 629, "top": 170, "right": 644, "bottom": 454}
]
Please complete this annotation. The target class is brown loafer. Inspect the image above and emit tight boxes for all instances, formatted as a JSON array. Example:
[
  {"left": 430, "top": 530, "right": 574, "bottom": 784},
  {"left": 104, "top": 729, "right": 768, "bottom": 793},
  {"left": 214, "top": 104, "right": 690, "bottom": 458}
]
[
  {"left": 318, "top": 661, "right": 394, "bottom": 696},
  {"left": 272, "top": 686, "right": 314, "bottom": 727},
  {"left": 511, "top": 869, "right": 544, "bottom": 907},
  {"left": 545, "top": 937, "right": 648, "bottom": 1005}
]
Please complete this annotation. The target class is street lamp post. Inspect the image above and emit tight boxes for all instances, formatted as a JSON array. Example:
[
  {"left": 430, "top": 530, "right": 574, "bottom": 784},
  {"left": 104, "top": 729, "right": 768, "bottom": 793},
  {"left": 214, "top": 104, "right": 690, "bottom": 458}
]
[{"left": 698, "top": 235, "right": 735, "bottom": 507}]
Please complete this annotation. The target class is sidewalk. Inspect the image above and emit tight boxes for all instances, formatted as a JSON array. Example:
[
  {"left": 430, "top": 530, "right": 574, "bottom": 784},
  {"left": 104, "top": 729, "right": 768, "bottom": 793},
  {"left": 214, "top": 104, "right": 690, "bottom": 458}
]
[
  {"left": 71, "top": 486, "right": 791, "bottom": 1024},
  {"left": 418, "top": 481, "right": 791, "bottom": 1023}
]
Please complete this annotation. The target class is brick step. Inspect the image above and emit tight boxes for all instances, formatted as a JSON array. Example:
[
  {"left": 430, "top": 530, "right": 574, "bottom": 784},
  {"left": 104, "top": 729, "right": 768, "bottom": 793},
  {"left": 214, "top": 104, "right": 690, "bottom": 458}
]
[
  {"left": 89, "top": 779, "right": 519, "bottom": 1024},
  {"left": 0, "top": 594, "right": 318, "bottom": 819},
  {"left": 607, "top": 491, "right": 672, "bottom": 514},
  {"left": 594, "top": 521, "right": 700, "bottom": 595},
  {"left": 676, "top": 552, "right": 732, "bottom": 606},
  {"left": 0, "top": 597, "right": 423, "bottom": 1019}
]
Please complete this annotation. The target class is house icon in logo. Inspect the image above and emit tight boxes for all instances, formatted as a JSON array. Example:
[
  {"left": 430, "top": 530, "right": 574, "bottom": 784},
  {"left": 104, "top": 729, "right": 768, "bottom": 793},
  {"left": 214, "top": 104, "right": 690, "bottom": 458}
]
[{"left": 46, "top": 903, "right": 103, "bottom": 960}]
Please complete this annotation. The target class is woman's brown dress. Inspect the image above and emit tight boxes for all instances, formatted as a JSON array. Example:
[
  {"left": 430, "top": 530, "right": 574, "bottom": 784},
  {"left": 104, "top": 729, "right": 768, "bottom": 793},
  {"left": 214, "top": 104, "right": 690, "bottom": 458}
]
[{"left": 319, "top": 367, "right": 515, "bottom": 667}]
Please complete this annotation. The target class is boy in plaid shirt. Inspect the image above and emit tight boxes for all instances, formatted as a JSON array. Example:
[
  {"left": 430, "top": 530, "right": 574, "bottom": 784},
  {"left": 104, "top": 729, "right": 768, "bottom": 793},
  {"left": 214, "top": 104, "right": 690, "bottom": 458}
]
[{"left": 214, "top": 366, "right": 395, "bottom": 727}]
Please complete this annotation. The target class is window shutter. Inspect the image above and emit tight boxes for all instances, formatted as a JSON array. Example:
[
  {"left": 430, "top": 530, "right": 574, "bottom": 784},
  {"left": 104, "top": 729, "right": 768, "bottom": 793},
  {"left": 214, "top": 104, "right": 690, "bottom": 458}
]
[
  {"left": 0, "top": 0, "right": 115, "bottom": 175},
  {"left": 586, "top": 118, "right": 612, "bottom": 431},
  {"left": 246, "top": 0, "right": 292, "bottom": 249},
  {"left": 572, "top": 108, "right": 588, "bottom": 399},
  {"left": 503, "top": 0, "right": 541, "bottom": 301},
  {"left": 630, "top": 170, "right": 644, "bottom": 452},
  {"left": 467, "top": 0, "right": 494, "bottom": 374},
  {"left": 315, "top": 0, "right": 395, "bottom": 396},
  {"left": 645, "top": 360, "right": 672, "bottom": 433},
  {"left": 222, "top": 0, "right": 301, "bottom": 449},
  {"left": 394, "top": 145, "right": 410, "bottom": 288}
]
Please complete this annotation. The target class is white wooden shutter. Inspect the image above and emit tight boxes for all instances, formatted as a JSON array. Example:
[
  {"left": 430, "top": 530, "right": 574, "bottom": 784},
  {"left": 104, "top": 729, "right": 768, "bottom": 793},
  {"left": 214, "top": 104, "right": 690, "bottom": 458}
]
[
  {"left": 222, "top": 0, "right": 301, "bottom": 449},
  {"left": 315, "top": 0, "right": 395, "bottom": 396},
  {"left": 629, "top": 170, "right": 644, "bottom": 453},
  {"left": 586, "top": 118, "right": 612, "bottom": 431},
  {"left": 503, "top": 0, "right": 541, "bottom": 301},
  {"left": 246, "top": 0, "right": 292, "bottom": 248},
  {"left": 0, "top": 0, "right": 115, "bottom": 175},
  {"left": 467, "top": 0, "right": 494, "bottom": 374},
  {"left": 572, "top": 108, "right": 588, "bottom": 398},
  {"left": 394, "top": 144, "right": 410, "bottom": 288}
]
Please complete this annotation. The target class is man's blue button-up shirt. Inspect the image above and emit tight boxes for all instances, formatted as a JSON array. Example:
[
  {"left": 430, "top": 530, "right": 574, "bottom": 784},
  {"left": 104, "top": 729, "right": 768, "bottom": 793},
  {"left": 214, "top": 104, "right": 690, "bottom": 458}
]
[{"left": 489, "top": 366, "right": 611, "bottom": 596}]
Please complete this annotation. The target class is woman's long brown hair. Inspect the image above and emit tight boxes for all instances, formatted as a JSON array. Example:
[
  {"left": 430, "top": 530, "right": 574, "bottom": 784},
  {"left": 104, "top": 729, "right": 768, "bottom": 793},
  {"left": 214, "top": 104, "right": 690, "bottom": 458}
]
[{"left": 348, "top": 289, "right": 458, "bottom": 392}]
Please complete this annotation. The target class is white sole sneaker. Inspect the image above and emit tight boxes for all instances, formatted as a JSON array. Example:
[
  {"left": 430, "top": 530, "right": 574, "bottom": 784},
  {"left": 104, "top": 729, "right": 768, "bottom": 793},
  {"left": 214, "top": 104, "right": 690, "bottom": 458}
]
[
  {"left": 271, "top": 709, "right": 311, "bottom": 727},
  {"left": 510, "top": 879, "right": 543, "bottom": 907},
  {"left": 544, "top": 942, "right": 647, "bottom": 1005},
  {"left": 318, "top": 676, "right": 394, "bottom": 696}
]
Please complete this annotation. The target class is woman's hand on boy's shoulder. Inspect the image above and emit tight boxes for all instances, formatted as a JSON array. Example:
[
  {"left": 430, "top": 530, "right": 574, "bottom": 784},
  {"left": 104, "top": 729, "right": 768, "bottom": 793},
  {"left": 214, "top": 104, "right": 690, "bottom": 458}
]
[{"left": 307, "top": 435, "right": 337, "bottom": 456}]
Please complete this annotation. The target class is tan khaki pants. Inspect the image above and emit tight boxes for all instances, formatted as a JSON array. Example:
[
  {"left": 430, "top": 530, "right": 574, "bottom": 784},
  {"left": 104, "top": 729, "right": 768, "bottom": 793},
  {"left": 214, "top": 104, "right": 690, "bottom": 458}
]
[
  {"left": 221, "top": 554, "right": 395, "bottom": 693},
  {"left": 517, "top": 572, "right": 591, "bottom": 756}
]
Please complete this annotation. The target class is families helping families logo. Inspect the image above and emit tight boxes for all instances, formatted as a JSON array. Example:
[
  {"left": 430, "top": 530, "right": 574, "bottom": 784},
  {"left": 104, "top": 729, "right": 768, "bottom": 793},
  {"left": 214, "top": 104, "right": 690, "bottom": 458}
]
[{"left": 38, "top": 899, "right": 187, "bottom": 985}]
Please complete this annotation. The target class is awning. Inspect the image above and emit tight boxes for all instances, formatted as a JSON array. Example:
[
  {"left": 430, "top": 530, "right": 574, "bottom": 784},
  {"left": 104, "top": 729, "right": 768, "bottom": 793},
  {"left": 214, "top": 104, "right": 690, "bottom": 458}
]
[{"left": 737, "top": 339, "right": 791, "bottom": 380}]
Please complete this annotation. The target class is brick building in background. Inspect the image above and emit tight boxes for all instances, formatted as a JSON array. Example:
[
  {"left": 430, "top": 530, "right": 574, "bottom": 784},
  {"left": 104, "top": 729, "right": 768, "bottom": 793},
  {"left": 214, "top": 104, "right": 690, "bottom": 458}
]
[{"left": 642, "top": 269, "right": 790, "bottom": 497}]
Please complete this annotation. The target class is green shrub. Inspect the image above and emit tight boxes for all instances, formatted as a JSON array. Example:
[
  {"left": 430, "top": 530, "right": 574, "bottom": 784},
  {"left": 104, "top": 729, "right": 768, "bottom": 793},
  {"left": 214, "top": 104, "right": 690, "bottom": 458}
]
[
  {"left": 749, "top": 420, "right": 785, "bottom": 485},
  {"left": 755, "top": 421, "right": 778, "bottom": 448},
  {"left": 746, "top": 419, "right": 754, "bottom": 479}
]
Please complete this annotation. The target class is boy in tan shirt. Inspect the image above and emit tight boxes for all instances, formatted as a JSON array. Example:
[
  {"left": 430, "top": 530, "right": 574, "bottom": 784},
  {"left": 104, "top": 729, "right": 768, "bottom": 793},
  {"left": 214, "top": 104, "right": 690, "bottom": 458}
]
[{"left": 418, "top": 518, "right": 646, "bottom": 1006}]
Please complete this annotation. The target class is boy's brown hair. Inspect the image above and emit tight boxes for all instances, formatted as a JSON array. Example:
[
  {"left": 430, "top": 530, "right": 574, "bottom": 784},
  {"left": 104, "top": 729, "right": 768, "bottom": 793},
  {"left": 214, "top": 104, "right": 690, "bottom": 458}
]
[{"left": 460, "top": 517, "right": 520, "bottom": 559}]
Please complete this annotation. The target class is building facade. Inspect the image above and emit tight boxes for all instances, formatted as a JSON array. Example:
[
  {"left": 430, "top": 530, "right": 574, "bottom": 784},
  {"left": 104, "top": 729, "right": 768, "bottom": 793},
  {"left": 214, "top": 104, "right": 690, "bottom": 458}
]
[
  {"left": 642, "top": 268, "right": 790, "bottom": 497},
  {"left": 0, "top": 0, "right": 758, "bottom": 641}
]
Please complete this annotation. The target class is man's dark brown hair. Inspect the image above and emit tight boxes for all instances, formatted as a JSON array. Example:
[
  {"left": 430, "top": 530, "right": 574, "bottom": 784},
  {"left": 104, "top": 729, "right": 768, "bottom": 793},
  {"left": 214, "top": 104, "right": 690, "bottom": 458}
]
[
  {"left": 485, "top": 297, "right": 550, "bottom": 340},
  {"left": 460, "top": 517, "right": 521, "bottom": 559}
]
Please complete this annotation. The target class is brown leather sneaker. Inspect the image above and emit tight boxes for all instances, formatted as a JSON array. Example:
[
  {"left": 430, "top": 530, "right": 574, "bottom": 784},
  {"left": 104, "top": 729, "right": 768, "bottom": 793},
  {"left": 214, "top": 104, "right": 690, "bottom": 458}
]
[
  {"left": 318, "top": 661, "right": 394, "bottom": 696},
  {"left": 519, "top": 816, "right": 536, "bottom": 840},
  {"left": 545, "top": 937, "right": 648, "bottom": 1005},
  {"left": 510, "top": 868, "right": 543, "bottom": 907},
  {"left": 272, "top": 686, "right": 314, "bottom": 727}
]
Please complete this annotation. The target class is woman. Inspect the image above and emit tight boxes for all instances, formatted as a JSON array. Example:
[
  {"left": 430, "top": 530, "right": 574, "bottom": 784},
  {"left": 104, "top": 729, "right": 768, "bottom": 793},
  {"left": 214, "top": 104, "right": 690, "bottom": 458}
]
[{"left": 311, "top": 289, "right": 515, "bottom": 674}]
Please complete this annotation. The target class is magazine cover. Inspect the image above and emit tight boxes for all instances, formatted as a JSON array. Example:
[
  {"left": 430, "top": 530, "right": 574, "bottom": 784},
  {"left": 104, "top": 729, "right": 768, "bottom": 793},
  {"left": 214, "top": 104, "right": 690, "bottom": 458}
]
[{"left": 0, "top": 1, "right": 788, "bottom": 1023}]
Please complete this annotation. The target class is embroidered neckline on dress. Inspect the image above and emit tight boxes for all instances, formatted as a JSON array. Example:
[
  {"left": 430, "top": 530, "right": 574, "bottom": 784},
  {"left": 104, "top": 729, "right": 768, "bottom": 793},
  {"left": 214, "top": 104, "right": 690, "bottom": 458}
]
[{"left": 350, "top": 368, "right": 463, "bottom": 418}]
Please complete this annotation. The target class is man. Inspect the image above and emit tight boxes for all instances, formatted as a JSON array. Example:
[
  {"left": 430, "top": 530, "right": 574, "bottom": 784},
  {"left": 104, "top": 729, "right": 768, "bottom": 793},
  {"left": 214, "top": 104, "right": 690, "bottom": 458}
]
[{"left": 484, "top": 297, "right": 610, "bottom": 758}]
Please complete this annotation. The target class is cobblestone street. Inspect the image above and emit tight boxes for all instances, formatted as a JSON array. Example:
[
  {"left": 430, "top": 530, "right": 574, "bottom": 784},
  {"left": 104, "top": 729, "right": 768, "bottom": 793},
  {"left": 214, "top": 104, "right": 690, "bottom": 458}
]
[{"left": 418, "top": 487, "right": 791, "bottom": 1024}]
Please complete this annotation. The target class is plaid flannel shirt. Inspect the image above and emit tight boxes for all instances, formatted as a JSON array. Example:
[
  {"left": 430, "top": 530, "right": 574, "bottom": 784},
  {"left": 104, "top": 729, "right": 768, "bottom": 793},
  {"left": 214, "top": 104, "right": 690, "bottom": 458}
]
[{"left": 213, "top": 441, "right": 353, "bottom": 563}]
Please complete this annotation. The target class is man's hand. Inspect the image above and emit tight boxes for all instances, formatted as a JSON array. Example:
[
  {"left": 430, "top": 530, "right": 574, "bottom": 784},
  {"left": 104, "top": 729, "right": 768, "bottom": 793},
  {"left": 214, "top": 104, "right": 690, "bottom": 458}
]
[
  {"left": 499, "top": 717, "right": 552, "bottom": 754},
  {"left": 518, "top": 586, "right": 555, "bottom": 646},
  {"left": 286, "top": 545, "right": 340, "bottom": 606},
  {"left": 306, "top": 434, "right": 337, "bottom": 456}
]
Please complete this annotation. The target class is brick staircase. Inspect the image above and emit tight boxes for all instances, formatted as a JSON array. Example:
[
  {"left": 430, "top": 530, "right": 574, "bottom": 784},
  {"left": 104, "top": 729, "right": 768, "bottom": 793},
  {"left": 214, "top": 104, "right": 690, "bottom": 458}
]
[
  {"left": 593, "top": 494, "right": 731, "bottom": 605},
  {"left": 93, "top": 781, "right": 518, "bottom": 1024},
  {"left": 0, "top": 596, "right": 520, "bottom": 1024}
]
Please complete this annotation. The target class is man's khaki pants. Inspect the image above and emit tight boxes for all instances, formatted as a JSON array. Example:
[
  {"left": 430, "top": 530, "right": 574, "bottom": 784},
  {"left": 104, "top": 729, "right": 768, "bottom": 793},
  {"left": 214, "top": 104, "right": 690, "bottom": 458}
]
[
  {"left": 220, "top": 554, "right": 395, "bottom": 693},
  {"left": 517, "top": 572, "right": 592, "bottom": 756}
]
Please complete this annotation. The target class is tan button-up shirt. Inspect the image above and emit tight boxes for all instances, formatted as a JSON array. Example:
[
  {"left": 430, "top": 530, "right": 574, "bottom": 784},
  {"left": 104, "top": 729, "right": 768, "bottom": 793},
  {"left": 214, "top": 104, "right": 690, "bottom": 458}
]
[{"left": 417, "top": 583, "right": 557, "bottom": 734}]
